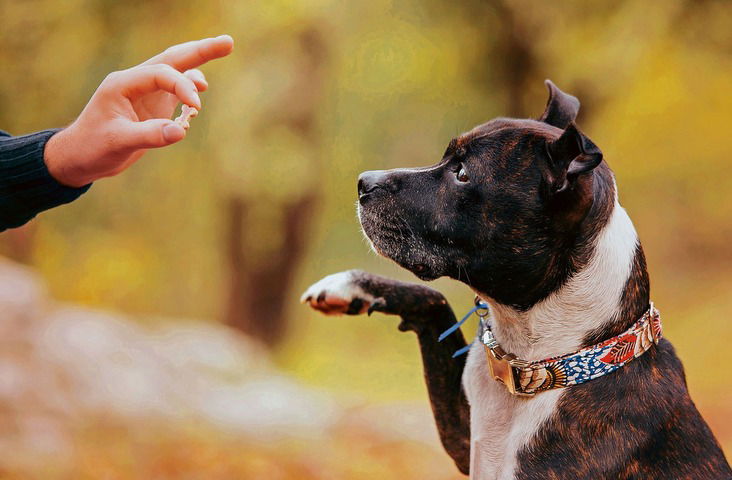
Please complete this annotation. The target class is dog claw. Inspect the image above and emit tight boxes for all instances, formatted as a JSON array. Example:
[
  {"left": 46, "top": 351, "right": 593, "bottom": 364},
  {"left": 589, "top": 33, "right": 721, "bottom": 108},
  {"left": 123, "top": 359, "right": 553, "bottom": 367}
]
[{"left": 368, "top": 297, "right": 387, "bottom": 316}]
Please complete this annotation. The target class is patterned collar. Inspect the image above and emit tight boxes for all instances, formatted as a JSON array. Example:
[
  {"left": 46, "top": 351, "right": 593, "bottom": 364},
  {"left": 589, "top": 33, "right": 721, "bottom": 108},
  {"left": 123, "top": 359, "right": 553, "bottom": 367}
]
[{"left": 478, "top": 302, "right": 662, "bottom": 396}]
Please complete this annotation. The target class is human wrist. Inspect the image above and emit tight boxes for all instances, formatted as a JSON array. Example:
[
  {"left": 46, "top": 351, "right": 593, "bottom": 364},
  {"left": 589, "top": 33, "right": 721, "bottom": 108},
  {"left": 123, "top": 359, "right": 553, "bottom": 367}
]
[
  {"left": 0, "top": 129, "right": 91, "bottom": 229},
  {"left": 43, "top": 125, "right": 91, "bottom": 188}
]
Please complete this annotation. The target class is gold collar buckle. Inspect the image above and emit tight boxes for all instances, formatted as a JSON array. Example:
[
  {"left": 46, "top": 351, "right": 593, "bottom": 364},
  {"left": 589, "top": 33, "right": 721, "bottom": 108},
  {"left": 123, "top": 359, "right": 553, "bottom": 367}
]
[{"left": 480, "top": 323, "right": 534, "bottom": 397}]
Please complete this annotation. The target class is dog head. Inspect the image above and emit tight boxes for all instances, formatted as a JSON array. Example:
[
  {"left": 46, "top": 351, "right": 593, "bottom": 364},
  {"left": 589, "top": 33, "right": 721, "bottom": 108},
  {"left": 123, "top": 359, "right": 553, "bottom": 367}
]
[{"left": 357, "top": 80, "right": 615, "bottom": 310}]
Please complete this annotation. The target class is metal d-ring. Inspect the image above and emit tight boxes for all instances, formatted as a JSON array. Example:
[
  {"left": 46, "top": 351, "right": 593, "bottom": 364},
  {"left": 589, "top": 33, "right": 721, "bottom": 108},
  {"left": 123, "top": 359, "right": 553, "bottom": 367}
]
[
  {"left": 474, "top": 295, "right": 490, "bottom": 320},
  {"left": 446, "top": 297, "right": 492, "bottom": 358}
]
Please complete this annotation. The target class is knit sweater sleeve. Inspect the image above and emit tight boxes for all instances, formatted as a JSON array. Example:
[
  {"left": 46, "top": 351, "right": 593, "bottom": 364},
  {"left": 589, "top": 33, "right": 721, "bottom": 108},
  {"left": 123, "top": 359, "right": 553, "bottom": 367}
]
[{"left": 0, "top": 128, "right": 91, "bottom": 231}]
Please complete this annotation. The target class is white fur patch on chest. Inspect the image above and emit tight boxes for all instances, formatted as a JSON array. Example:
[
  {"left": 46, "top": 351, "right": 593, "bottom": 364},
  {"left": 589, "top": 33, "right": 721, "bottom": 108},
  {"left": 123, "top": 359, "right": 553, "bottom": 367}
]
[
  {"left": 462, "top": 197, "right": 639, "bottom": 479},
  {"left": 464, "top": 342, "right": 565, "bottom": 480}
]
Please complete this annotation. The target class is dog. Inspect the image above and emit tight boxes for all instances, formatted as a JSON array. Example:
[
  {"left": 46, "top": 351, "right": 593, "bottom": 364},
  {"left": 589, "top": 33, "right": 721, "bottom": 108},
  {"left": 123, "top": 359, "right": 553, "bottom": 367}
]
[{"left": 301, "top": 80, "right": 732, "bottom": 479}]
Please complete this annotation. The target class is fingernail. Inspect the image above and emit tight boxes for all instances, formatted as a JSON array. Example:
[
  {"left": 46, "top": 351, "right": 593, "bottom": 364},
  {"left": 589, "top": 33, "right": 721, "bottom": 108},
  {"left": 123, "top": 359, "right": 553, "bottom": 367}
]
[
  {"left": 194, "top": 93, "right": 202, "bottom": 109},
  {"left": 163, "top": 123, "right": 184, "bottom": 143}
]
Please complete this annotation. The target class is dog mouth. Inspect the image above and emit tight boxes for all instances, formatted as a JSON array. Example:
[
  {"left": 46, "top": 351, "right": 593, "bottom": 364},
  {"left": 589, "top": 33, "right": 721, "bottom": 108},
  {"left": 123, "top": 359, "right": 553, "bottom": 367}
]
[{"left": 357, "top": 191, "right": 375, "bottom": 204}]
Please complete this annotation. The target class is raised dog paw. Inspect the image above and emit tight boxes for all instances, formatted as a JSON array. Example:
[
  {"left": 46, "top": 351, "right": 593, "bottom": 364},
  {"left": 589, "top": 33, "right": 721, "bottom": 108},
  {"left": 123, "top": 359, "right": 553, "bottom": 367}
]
[{"left": 300, "top": 271, "right": 384, "bottom": 315}]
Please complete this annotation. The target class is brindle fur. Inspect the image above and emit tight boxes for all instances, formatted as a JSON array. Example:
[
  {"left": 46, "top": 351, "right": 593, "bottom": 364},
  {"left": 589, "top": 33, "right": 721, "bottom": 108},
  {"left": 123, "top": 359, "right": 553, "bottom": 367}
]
[{"left": 341, "top": 272, "right": 472, "bottom": 473}]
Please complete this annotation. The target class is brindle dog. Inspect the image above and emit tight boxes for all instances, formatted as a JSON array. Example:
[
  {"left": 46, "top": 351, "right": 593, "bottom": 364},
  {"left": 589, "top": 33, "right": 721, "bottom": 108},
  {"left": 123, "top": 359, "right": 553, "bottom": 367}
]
[{"left": 302, "top": 81, "right": 732, "bottom": 479}]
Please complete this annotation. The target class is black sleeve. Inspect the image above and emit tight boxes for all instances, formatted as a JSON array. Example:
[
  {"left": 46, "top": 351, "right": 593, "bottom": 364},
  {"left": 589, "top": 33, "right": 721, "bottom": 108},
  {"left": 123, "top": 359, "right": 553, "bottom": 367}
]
[{"left": 0, "top": 128, "right": 91, "bottom": 232}]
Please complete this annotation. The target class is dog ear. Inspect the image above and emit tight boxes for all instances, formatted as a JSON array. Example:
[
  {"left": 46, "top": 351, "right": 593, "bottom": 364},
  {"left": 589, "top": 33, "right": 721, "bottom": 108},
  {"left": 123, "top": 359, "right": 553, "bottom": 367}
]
[
  {"left": 544, "top": 123, "right": 603, "bottom": 194},
  {"left": 538, "top": 79, "right": 580, "bottom": 129}
]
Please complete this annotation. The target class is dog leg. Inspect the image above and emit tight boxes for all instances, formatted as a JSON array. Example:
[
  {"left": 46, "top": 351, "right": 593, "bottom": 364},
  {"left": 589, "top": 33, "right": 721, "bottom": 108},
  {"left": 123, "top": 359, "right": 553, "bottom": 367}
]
[{"left": 302, "top": 269, "right": 471, "bottom": 475}]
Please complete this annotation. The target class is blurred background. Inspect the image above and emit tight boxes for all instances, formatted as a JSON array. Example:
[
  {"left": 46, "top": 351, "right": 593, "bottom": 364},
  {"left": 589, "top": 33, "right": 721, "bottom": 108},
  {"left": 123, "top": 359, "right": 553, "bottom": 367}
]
[{"left": 1, "top": 0, "right": 731, "bottom": 478}]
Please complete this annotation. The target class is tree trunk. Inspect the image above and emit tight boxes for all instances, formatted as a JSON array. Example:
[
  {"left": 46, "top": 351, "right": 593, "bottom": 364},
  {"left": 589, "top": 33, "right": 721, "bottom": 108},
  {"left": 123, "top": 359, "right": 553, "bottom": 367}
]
[{"left": 224, "top": 194, "right": 317, "bottom": 346}]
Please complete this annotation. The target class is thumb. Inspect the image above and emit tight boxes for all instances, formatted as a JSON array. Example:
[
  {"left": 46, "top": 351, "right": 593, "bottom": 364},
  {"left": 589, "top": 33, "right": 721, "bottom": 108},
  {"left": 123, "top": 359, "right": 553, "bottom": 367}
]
[{"left": 119, "top": 119, "right": 186, "bottom": 149}]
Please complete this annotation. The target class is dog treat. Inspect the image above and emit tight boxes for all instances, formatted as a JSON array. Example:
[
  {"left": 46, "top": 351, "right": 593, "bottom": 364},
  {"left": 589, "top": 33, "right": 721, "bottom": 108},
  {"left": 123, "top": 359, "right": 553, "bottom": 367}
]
[{"left": 174, "top": 104, "right": 199, "bottom": 130}]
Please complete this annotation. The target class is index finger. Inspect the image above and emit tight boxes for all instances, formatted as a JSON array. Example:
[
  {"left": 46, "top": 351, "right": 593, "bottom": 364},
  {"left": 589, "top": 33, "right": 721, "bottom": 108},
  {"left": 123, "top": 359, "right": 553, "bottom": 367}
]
[{"left": 142, "top": 35, "right": 234, "bottom": 72}]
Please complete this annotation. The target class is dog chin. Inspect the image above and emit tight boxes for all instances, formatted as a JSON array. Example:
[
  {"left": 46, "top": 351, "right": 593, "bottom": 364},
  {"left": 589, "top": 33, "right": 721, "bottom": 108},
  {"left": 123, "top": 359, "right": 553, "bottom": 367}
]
[
  {"left": 366, "top": 232, "right": 442, "bottom": 281},
  {"left": 379, "top": 246, "right": 442, "bottom": 281},
  {"left": 410, "top": 267, "right": 441, "bottom": 281}
]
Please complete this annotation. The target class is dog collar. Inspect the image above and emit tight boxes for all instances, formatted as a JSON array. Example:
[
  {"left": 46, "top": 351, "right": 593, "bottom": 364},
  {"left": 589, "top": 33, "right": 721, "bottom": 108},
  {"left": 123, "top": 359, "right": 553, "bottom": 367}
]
[{"left": 476, "top": 302, "right": 662, "bottom": 396}]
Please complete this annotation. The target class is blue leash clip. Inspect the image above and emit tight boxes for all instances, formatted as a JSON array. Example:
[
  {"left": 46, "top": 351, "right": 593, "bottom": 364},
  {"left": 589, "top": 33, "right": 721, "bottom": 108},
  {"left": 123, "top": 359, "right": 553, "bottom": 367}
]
[{"left": 439, "top": 296, "right": 490, "bottom": 357}]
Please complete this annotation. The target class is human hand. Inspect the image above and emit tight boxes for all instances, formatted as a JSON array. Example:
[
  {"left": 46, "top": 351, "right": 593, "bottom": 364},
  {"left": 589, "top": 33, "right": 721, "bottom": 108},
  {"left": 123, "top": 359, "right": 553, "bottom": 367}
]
[{"left": 44, "top": 35, "right": 234, "bottom": 187}]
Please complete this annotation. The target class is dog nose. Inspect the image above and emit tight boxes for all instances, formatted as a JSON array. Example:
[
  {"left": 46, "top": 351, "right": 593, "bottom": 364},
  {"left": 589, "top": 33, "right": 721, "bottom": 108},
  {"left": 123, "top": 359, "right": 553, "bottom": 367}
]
[
  {"left": 358, "top": 171, "right": 381, "bottom": 196},
  {"left": 358, "top": 170, "right": 399, "bottom": 200}
]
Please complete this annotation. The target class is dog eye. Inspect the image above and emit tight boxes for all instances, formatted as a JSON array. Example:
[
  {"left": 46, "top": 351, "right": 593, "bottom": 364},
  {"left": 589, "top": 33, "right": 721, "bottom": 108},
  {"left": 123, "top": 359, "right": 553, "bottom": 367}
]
[{"left": 456, "top": 165, "right": 469, "bottom": 183}]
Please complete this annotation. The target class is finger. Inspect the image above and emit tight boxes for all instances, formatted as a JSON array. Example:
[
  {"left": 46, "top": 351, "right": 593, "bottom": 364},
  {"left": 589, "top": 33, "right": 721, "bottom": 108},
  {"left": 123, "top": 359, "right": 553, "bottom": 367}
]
[
  {"left": 184, "top": 68, "right": 208, "bottom": 92},
  {"left": 114, "top": 65, "right": 201, "bottom": 109},
  {"left": 142, "top": 35, "right": 234, "bottom": 72},
  {"left": 117, "top": 118, "right": 186, "bottom": 150}
]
